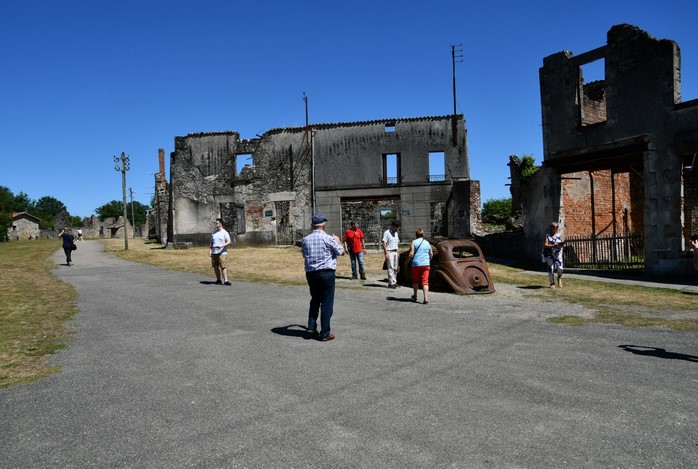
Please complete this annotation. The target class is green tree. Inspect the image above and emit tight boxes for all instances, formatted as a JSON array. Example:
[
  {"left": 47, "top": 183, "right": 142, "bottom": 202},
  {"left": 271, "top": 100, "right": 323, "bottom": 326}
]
[
  {"left": 96, "top": 200, "right": 125, "bottom": 221},
  {"left": 68, "top": 215, "right": 83, "bottom": 227},
  {"left": 12, "top": 191, "right": 34, "bottom": 213},
  {"left": 34, "top": 196, "right": 66, "bottom": 219},
  {"left": 482, "top": 198, "right": 512, "bottom": 222},
  {"left": 520, "top": 154, "right": 539, "bottom": 183},
  {"left": 33, "top": 196, "right": 67, "bottom": 230},
  {"left": 96, "top": 200, "right": 149, "bottom": 226},
  {"left": 0, "top": 187, "right": 16, "bottom": 241}
]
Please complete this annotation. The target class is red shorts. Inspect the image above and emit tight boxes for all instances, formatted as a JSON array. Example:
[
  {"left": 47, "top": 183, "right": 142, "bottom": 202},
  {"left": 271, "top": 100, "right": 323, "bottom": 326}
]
[{"left": 411, "top": 266, "right": 430, "bottom": 286}]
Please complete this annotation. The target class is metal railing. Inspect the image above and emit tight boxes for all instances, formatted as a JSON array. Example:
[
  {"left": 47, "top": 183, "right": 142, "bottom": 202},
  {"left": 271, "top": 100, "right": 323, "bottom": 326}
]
[{"left": 563, "top": 234, "right": 644, "bottom": 270}]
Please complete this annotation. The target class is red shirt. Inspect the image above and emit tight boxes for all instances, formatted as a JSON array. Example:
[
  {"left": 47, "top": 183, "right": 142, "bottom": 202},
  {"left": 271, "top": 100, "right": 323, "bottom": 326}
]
[{"left": 343, "top": 228, "right": 365, "bottom": 253}]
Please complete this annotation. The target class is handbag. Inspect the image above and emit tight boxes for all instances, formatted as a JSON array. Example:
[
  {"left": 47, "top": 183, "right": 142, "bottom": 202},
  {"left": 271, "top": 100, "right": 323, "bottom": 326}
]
[{"left": 71, "top": 243, "right": 77, "bottom": 251}]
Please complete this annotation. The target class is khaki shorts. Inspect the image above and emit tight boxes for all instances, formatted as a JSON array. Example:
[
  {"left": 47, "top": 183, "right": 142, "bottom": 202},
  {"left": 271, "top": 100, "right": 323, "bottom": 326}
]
[{"left": 211, "top": 253, "right": 228, "bottom": 269}]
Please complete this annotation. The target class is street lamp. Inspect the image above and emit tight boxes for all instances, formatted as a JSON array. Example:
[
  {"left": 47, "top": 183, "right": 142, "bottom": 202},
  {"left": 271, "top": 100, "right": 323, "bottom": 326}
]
[{"left": 114, "top": 152, "right": 130, "bottom": 250}]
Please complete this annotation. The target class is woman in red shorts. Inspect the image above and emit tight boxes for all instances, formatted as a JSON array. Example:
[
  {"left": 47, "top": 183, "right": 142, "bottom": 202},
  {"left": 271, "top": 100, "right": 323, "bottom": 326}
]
[{"left": 408, "top": 228, "right": 433, "bottom": 304}]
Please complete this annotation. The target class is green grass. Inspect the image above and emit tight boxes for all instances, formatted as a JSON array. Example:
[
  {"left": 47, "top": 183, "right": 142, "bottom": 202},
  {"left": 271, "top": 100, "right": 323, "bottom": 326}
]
[
  {"left": 489, "top": 263, "right": 698, "bottom": 331},
  {"left": 0, "top": 240, "right": 78, "bottom": 388}
]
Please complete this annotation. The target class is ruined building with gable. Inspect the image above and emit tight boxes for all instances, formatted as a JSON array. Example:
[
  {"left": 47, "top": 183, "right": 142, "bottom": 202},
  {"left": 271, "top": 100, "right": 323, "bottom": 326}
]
[
  {"left": 520, "top": 24, "right": 698, "bottom": 276},
  {"left": 149, "top": 114, "right": 480, "bottom": 248}
]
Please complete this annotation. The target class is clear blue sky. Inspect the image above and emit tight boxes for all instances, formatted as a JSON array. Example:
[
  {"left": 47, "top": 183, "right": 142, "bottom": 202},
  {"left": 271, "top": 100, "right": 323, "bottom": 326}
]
[{"left": 1, "top": 0, "right": 696, "bottom": 218}]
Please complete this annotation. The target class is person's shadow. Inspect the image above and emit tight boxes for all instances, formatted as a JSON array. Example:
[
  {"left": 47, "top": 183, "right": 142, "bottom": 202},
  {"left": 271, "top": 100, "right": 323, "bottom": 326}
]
[
  {"left": 618, "top": 345, "right": 698, "bottom": 363},
  {"left": 271, "top": 324, "right": 319, "bottom": 340}
]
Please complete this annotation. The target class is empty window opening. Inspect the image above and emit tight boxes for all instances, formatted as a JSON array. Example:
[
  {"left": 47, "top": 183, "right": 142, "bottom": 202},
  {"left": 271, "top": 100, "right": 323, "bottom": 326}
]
[
  {"left": 236, "top": 153, "right": 253, "bottom": 176},
  {"left": 383, "top": 153, "right": 400, "bottom": 185},
  {"left": 380, "top": 209, "right": 396, "bottom": 223},
  {"left": 579, "top": 58, "right": 607, "bottom": 126},
  {"left": 385, "top": 123, "right": 396, "bottom": 133},
  {"left": 429, "top": 151, "right": 446, "bottom": 182}
]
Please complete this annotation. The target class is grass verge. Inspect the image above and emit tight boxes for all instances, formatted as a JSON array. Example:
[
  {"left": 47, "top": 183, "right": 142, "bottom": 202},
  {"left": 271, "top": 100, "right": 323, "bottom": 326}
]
[
  {"left": 489, "top": 263, "right": 698, "bottom": 331},
  {"left": 0, "top": 240, "right": 78, "bottom": 388},
  {"left": 101, "top": 238, "right": 387, "bottom": 285}
]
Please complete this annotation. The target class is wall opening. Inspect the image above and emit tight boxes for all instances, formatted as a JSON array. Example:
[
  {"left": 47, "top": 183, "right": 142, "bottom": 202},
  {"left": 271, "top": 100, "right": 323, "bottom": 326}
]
[
  {"left": 429, "top": 151, "right": 446, "bottom": 182},
  {"left": 382, "top": 153, "right": 401, "bottom": 185},
  {"left": 236, "top": 153, "right": 253, "bottom": 176},
  {"left": 579, "top": 58, "right": 607, "bottom": 127},
  {"left": 385, "top": 123, "right": 395, "bottom": 133}
]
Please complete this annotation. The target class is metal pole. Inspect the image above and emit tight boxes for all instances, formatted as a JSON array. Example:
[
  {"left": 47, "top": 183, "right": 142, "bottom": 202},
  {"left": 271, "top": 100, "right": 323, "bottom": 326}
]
[
  {"left": 451, "top": 44, "right": 462, "bottom": 147},
  {"left": 304, "top": 92, "right": 309, "bottom": 145},
  {"left": 129, "top": 187, "right": 136, "bottom": 238}
]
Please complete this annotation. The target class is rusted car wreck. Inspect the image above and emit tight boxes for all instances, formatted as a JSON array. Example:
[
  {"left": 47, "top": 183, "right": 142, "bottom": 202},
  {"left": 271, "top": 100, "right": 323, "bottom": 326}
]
[{"left": 397, "top": 238, "right": 495, "bottom": 294}]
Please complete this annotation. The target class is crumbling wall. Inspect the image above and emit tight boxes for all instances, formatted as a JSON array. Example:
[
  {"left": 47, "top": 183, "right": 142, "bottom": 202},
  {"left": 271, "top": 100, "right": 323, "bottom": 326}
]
[
  {"left": 170, "top": 132, "right": 237, "bottom": 245},
  {"left": 167, "top": 115, "right": 476, "bottom": 247},
  {"left": 537, "top": 24, "right": 698, "bottom": 275}
]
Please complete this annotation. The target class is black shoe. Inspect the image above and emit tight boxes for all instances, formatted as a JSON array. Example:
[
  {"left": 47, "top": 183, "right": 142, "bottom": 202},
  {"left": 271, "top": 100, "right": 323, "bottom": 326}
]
[
  {"left": 307, "top": 328, "right": 320, "bottom": 338},
  {"left": 319, "top": 332, "right": 336, "bottom": 342},
  {"left": 388, "top": 284, "right": 397, "bottom": 289},
  {"left": 214, "top": 279, "right": 222, "bottom": 285},
  {"left": 224, "top": 281, "right": 232, "bottom": 286},
  {"left": 351, "top": 274, "right": 358, "bottom": 279}
]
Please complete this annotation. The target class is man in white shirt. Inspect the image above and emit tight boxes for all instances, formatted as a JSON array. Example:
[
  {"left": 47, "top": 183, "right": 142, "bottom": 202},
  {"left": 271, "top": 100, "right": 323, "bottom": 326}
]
[
  {"left": 210, "top": 218, "right": 232, "bottom": 285},
  {"left": 382, "top": 221, "right": 400, "bottom": 288}
]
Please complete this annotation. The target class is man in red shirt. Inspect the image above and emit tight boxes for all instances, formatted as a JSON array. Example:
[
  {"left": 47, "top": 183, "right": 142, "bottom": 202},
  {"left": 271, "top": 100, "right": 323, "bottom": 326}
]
[{"left": 343, "top": 221, "right": 366, "bottom": 279}]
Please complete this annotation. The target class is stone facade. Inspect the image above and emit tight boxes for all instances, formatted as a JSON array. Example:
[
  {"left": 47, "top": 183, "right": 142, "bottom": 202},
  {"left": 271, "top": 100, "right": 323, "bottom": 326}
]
[
  {"left": 165, "top": 115, "right": 479, "bottom": 247},
  {"left": 526, "top": 24, "right": 698, "bottom": 275},
  {"left": 8, "top": 212, "right": 40, "bottom": 240}
]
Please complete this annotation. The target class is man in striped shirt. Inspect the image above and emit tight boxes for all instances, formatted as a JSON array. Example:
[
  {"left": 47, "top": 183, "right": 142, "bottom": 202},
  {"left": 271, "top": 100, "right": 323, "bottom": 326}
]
[{"left": 302, "top": 214, "right": 345, "bottom": 341}]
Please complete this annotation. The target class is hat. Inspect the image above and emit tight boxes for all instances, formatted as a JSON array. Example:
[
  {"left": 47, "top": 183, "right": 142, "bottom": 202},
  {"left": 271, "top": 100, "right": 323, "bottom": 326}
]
[{"left": 311, "top": 214, "right": 328, "bottom": 226}]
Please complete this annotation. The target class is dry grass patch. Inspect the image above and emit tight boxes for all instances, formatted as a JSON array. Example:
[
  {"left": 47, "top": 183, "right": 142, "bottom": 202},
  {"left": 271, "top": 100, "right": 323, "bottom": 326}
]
[
  {"left": 102, "top": 238, "right": 386, "bottom": 285},
  {"left": 490, "top": 263, "right": 698, "bottom": 331},
  {"left": 0, "top": 240, "right": 77, "bottom": 388}
]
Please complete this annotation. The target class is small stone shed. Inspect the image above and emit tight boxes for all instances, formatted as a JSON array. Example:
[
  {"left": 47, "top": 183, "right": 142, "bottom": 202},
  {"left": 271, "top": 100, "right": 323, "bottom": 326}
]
[{"left": 8, "top": 212, "right": 41, "bottom": 240}]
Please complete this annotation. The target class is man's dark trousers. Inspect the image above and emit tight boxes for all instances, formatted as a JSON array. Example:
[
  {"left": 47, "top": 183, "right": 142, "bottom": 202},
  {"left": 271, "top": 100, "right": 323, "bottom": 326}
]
[{"left": 306, "top": 269, "right": 336, "bottom": 339}]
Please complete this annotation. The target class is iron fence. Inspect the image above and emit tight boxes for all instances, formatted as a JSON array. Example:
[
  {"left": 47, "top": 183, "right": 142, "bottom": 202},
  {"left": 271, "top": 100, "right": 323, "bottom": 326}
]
[{"left": 563, "top": 233, "right": 644, "bottom": 270}]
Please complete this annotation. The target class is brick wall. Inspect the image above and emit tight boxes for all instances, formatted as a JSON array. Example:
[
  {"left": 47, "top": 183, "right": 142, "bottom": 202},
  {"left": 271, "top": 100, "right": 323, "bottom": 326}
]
[{"left": 563, "top": 170, "right": 643, "bottom": 237}]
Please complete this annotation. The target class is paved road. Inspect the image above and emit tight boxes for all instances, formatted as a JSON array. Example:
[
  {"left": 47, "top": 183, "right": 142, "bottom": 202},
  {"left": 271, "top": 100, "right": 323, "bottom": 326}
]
[{"left": 2, "top": 241, "right": 697, "bottom": 468}]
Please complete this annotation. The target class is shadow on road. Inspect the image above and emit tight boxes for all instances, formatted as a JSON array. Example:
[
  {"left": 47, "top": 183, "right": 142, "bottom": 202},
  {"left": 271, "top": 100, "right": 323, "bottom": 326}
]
[
  {"left": 271, "top": 324, "right": 318, "bottom": 340},
  {"left": 618, "top": 345, "right": 698, "bottom": 363}
]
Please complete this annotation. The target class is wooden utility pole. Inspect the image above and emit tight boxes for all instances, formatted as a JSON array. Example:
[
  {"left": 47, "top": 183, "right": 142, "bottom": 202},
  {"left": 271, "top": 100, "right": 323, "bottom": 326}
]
[{"left": 114, "top": 152, "right": 130, "bottom": 250}]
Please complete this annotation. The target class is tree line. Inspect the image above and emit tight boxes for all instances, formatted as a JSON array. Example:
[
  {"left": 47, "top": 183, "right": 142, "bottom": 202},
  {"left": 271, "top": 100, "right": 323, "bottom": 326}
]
[{"left": 0, "top": 186, "right": 149, "bottom": 241}]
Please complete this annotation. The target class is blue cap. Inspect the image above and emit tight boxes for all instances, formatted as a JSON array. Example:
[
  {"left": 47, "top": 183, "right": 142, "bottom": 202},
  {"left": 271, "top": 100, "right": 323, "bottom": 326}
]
[{"left": 311, "top": 214, "right": 328, "bottom": 226}]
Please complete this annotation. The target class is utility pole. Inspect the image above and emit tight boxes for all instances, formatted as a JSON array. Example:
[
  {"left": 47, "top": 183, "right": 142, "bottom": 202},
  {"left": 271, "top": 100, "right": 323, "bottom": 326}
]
[
  {"left": 114, "top": 152, "right": 130, "bottom": 250},
  {"left": 451, "top": 44, "right": 463, "bottom": 147},
  {"left": 129, "top": 187, "right": 136, "bottom": 238},
  {"left": 303, "top": 92, "right": 310, "bottom": 145}
]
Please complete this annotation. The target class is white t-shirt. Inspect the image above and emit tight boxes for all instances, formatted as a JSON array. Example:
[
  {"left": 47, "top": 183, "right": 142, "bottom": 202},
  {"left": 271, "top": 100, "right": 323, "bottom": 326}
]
[
  {"left": 211, "top": 229, "right": 230, "bottom": 255},
  {"left": 382, "top": 229, "right": 400, "bottom": 251}
]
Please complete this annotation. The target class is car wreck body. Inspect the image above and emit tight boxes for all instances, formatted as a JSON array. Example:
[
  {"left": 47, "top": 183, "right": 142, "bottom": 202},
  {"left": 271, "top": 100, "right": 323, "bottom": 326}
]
[{"left": 397, "top": 238, "right": 495, "bottom": 294}]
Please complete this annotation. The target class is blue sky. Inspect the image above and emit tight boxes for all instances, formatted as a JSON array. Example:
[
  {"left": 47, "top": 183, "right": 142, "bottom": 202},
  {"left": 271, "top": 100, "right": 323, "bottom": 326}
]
[{"left": 1, "top": 0, "right": 696, "bottom": 218}]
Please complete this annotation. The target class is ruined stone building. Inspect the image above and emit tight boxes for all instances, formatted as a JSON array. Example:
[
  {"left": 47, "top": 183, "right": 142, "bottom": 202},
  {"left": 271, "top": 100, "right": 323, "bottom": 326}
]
[
  {"left": 524, "top": 24, "right": 698, "bottom": 276},
  {"left": 8, "top": 212, "right": 40, "bottom": 240},
  {"left": 155, "top": 115, "right": 479, "bottom": 247}
]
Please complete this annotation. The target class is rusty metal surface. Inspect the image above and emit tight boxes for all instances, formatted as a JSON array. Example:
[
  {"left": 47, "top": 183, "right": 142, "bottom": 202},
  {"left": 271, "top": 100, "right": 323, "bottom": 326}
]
[{"left": 398, "top": 238, "right": 495, "bottom": 294}]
